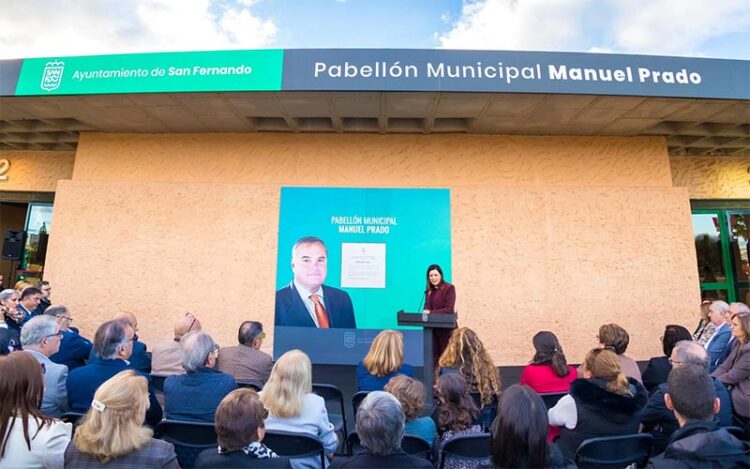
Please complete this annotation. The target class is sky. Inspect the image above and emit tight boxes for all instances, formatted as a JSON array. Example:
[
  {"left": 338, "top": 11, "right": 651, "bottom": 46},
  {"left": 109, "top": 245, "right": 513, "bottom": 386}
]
[{"left": 0, "top": 0, "right": 749, "bottom": 60}]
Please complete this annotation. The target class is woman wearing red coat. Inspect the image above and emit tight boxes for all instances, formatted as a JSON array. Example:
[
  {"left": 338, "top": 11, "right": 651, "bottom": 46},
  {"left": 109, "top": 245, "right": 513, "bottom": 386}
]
[{"left": 423, "top": 264, "right": 456, "bottom": 370}]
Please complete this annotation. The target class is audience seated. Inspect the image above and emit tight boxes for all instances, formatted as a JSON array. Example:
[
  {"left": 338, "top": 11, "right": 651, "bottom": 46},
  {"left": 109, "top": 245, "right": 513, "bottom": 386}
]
[
  {"left": 332, "top": 391, "right": 432, "bottom": 468},
  {"left": 481, "top": 384, "right": 574, "bottom": 469},
  {"left": 384, "top": 375, "right": 437, "bottom": 444},
  {"left": 21, "top": 315, "right": 70, "bottom": 418},
  {"left": 438, "top": 327, "right": 502, "bottom": 428},
  {"left": 151, "top": 312, "right": 201, "bottom": 375},
  {"left": 642, "top": 325, "right": 692, "bottom": 394},
  {"left": 46, "top": 305, "right": 93, "bottom": 371},
  {"left": 66, "top": 319, "right": 163, "bottom": 426},
  {"left": 705, "top": 300, "right": 732, "bottom": 372},
  {"left": 260, "top": 349, "right": 338, "bottom": 469},
  {"left": 164, "top": 331, "right": 237, "bottom": 422},
  {"left": 88, "top": 312, "right": 151, "bottom": 372},
  {"left": 14, "top": 280, "right": 32, "bottom": 291},
  {"left": 549, "top": 347, "right": 648, "bottom": 460},
  {"left": 432, "top": 373, "right": 486, "bottom": 469},
  {"left": 711, "top": 311, "right": 750, "bottom": 425},
  {"left": 35, "top": 280, "right": 52, "bottom": 316},
  {"left": 640, "top": 340, "right": 732, "bottom": 454},
  {"left": 0, "top": 288, "right": 23, "bottom": 354},
  {"left": 356, "top": 329, "right": 413, "bottom": 391},
  {"left": 0, "top": 351, "right": 72, "bottom": 469},
  {"left": 519, "top": 331, "right": 576, "bottom": 442},
  {"left": 217, "top": 320, "right": 273, "bottom": 385},
  {"left": 647, "top": 365, "right": 750, "bottom": 468},
  {"left": 196, "top": 388, "right": 290, "bottom": 468},
  {"left": 17, "top": 286, "right": 43, "bottom": 322},
  {"left": 65, "top": 370, "right": 179, "bottom": 468},
  {"left": 581, "top": 323, "right": 642, "bottom": 383},
  {"left": 693, "top": 300, "right": 716, "bottom": 346}
]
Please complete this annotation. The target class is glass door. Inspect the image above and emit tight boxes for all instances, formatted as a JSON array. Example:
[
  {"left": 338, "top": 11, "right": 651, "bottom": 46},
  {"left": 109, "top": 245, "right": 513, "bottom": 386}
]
[
  {"left": 728, "top": 211, "right": 750, "bottom": 305},
  {"left": 692, "top": 210, "right": 732, "bottom": 301}
]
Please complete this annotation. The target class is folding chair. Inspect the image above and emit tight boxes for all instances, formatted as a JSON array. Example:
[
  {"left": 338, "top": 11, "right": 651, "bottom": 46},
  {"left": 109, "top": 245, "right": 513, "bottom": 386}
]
[
  {"left": 574, "top": 433, "right": 654, "bottom": 468},
  {"left": 154, "top": 419, "right": 218, "bottom": 468}
]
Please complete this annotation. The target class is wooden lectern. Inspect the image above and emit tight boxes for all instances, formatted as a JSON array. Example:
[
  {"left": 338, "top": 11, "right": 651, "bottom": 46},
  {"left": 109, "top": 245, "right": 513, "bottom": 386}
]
[{"left": 397, "top": 310, "right": 457, "bottom": 408}]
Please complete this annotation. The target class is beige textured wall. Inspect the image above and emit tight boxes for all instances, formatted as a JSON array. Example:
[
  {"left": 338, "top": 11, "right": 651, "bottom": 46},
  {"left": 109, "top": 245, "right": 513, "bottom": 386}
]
[
  {"left": 670, "top": 156, "right": 750, "bottom": 199},
  {"left": 43, "top": 133, "right": 699, "bottom": 365},
  {"left": 0, "top": 151, "right": 75, "bottom": 192}
]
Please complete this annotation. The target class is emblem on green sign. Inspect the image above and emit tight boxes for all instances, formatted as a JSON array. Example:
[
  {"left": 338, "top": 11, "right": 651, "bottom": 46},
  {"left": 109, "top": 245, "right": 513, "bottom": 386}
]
[{"left": 40, "top": 61, "right": 64, "bottom": 92}]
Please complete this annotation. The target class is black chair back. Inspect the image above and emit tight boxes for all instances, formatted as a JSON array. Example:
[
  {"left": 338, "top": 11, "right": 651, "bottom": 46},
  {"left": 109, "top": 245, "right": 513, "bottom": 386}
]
[
  {"left": 574, "top": 433, "right": 653, "bottom": 468},
  {"left": 236, "top": 380, "right": 263, "bottom": 391},
  {"left": 440, "top": 433, "right": 491, "bottom": 469},
  {"left": 347, "top": 432, "right": 432, "bottom": 460},
  {"left": 352, "top": 391, "right": 369, "bottom": 421},
  {"left": 725, "top": 426, "right": 748, "bottom": 441},
  {"left": 312, "top": 383, "right": 348, "bottom": 454},
  {"left": 150, "top": 374, "right": 168, "bottom": 393},
  {"left": 539, "top": 392, "right": 567, "bottom": 409},
  {"left": 264, "top": 430, "right": 325, "bottom": 468},
  {"left": 402, "top": 434, "right": 432, "bottom": 460},
  {"left": 60, "top": 411, "right": 87, "bottom": 435},
  {"left": 154, "top": 419, "right": 218, "bottom": 469}
]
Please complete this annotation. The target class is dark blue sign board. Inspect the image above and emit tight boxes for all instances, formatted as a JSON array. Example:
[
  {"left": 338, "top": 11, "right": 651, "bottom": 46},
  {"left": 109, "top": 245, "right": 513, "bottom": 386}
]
[{"left": 283, "top": 49, "right": 750, "bottom": 100}]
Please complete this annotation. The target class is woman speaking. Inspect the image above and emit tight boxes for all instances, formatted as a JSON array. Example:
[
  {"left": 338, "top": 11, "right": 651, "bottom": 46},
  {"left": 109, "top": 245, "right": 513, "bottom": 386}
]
[{"left": 423, "top": 264, "right": 457, "bottom": 370}]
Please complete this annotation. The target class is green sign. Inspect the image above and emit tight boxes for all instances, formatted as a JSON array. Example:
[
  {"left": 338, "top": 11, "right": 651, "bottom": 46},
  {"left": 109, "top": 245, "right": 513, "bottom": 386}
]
[{"left": 15, "top": 49, "right": 283, "bottom": 95}]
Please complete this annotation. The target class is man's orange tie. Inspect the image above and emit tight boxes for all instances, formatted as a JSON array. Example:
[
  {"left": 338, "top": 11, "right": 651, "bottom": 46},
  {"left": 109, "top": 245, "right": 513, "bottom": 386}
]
[{"left": 309, "top": 294, "right": 330, "bottom": 328}]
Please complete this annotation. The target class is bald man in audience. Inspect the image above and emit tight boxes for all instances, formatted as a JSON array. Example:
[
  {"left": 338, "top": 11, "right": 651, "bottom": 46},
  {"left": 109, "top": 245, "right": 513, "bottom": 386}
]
[
  {"left": 152, "top": 313, "right": 202, "bottom": 375},
  {"left": 88, "top": 311, "right": 151, "bottom": 372}
]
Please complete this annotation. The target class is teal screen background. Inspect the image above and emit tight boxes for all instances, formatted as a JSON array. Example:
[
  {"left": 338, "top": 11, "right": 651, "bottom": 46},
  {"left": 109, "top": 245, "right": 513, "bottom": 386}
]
[{"left": 275, "top": 187, "right": 452, "bottom": 329}]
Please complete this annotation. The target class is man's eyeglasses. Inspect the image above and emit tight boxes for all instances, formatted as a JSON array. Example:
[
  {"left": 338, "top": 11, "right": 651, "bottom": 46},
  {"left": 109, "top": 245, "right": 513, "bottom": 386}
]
[
  {"left": 212, "top": 343, "right": 220, "bottom": 354},
  {"left": 668, "top": 358, "right": 683, "bottom": 366},
  {"left": 58, "top": 316, "right": 73, "bottom": 322},
  {"left": 185, "top": 312, "right": 197, "bottom": 333},
  {"left": 43, "top": 331, "right": 63, "bottom": 340}
]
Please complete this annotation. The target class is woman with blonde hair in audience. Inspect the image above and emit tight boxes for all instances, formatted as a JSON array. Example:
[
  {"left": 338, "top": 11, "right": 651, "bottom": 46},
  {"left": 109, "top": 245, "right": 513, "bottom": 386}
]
[
  {"left": 693, "top": 299, "right": 716, "bottom": 346},
  {"left": 356, "top": 329, "right": 413, "bottom": 391},
  {"left": 432, "top": 373, "right": 485, "bottom": 469},
  {"left": 14, "top": 280, "right": 32, "bottom": 292},
  {"left": 549, "top": 348, "right": 648, "bottom": 460},
  {"left": 196, "top": 388, "right": 290, "bottom": 468},
  {"left": 64, "top": 370, "right": 178, "bottom": 468},
  {"left": 384, "top": 375, "right": 437, "bottom": 444},
  {"left": 260, "top": 349, "right": 337, "bottom": 469},
  {"left": 438, "top": 327, "right": 501, "bottom": 428},
  {"left": 712, "top": 311, "right": 750, "bottom": 425},
  {"left": 0, "top": 351, "right": 71, "bottom": 468},
  {"left": 0, "top": 288, "right": 23, "bottom": 354}
]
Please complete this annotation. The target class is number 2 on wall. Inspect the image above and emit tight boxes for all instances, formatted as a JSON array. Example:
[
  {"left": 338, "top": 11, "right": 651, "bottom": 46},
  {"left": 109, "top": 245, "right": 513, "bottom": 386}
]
[{"left": 0, "top": 159, "right": 9, "bottom": 181}]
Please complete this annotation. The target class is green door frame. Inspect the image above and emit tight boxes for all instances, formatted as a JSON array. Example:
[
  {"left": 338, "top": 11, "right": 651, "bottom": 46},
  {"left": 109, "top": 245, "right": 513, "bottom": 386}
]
[{"left": 691, "top": 200, "right": 750, "bottom": 303}]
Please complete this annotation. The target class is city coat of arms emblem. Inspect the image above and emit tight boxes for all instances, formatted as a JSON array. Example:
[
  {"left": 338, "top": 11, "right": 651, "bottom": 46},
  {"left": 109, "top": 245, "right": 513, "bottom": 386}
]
[{"left": 40, "top": 61, "right": 64, "bottom": 92}]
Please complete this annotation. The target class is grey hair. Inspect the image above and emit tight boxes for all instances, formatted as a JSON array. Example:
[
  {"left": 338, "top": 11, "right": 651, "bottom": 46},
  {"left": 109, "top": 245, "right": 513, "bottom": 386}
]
[
  {"left": 729, "top": 302, "right": 750, "bottom": 315},
  {"left": 0, "top": 288, "right": 17, "bottom": 303},
  {"left": 93, "top": 320, "right": 131, "bottom": 360},
  {"left": 21, "top": 315, "right": 58, "bottom": 347},
  {"left": 291, "top": 236, "right": 327, "bottom": 258},
  {"left": 44, "top": 305, "right": 69, "bottom": 317},
  {"left": 672, "top": 340, "right": 710, "bottom": 371},
  {"left": 356, "top": 391, "right": 405, "bottom": 456},
  {"left": 711, "top": 301, "right": 730, "bottom": 315},
  {"left": 180, "top": 331, "right": 215, "bottom": 372}
]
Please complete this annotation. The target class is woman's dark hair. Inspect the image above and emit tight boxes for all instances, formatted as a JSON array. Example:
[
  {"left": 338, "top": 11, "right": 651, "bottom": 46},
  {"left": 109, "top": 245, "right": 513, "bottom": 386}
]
[
  {"left": 215, "top": 388, "right": 268, "bottom": 451},
  {"left": 0, "top": 351, "right": 53, "bottom": 457},
  {"left": 531, "top": 331, "right": 570, "bottom": 377},
  {"left": 490, "top": 385, "right": 549, "bottom": 469},
  {"left": 435, "top": 373, "right": 478, "bottom": 433},
  {"left": 662, "top": 325, "right": 692, "bottom": 357},
  {"left": 425, "top": 264, "right": 445, "bottom": 292}
]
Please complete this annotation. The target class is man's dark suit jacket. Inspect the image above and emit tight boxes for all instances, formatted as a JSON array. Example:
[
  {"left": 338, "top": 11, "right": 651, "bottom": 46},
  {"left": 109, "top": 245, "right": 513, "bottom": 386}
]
[
  {"left": 275, "top": 283, "right": 356, "bottom": 328},
  {"left": 66, "top": 357, "right": 162, "bottom": 426},
  {"left": 50, "top": 328, "right": 92, "bottom": 371}
]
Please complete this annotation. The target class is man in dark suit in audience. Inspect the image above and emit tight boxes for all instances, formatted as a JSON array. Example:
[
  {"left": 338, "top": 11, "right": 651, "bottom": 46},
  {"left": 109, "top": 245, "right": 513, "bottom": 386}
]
[
  {"left": 67, "top": 319, "right": 162, "bottom": 425},
  {"left": 275, "top": 236, "right": 356, "bottom": 329},
  {"left": 640, "top": 340, "right": 732, "bottom": 454},
  {"left": 648, "top": 365, "right": 749, "bottom": 467},
  {"left": 88, "top": 311, "right": 151, "bottom": 372},
  {"left": 217, "top": 320, "right": 273, "bottom": 385},
  {"left": 34, "top": 280, "right": 52, "bottom": 316},
  {"left": 46, "top": 305, "right": 93, "bottom": 371},
  {"left": 17, "top": 286, "right": 43, "bottom": 322}
]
